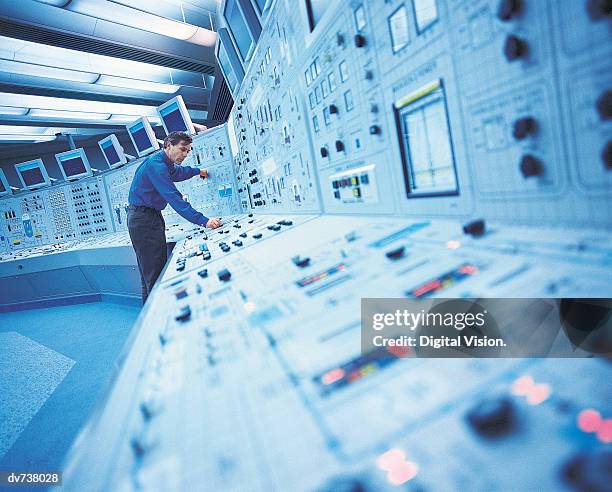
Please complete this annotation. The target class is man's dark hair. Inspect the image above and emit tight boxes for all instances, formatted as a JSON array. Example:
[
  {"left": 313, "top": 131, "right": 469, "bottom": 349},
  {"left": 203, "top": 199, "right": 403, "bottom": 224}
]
[{"left": 163, "top": 131, "right": 192, "bottom": 148}]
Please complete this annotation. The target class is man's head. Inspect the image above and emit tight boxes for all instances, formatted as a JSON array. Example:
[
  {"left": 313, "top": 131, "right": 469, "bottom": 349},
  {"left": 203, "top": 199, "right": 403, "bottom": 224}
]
[{"left": 163, "top": 131, "right": 193, "bottom": 164}]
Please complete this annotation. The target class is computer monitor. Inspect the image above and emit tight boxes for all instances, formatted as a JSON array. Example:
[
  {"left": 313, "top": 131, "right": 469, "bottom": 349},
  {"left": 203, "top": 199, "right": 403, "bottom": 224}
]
[
  {"left": 126, "top": 117, "right": 160, "bottom": 157},
  {"left": 55, "top": 148, "right": 93, "bottom": 181},
  {"left": 0, "top": 169, "right": 11, "bottom": 196},
  {"left": 222, "top": 0, "right": 258, "bottom": 63},
  {"left": 216, "top": 28, "right": 245, "bottom": 96},
  {"left": 99, "top": 134, "right": 128, "bottom": 169},
  {"left": 157, "top": 95, "right": 196, "bottom": 135},
  {"left": 15, "top": 159, "right": 51, "bottom": 191}
]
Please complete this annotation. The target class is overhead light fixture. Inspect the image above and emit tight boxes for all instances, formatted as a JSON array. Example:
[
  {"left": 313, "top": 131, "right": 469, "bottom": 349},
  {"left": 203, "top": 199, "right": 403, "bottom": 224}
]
[
  {"left": 64, "top": 0, "right": 217, "bottom": 46},
  {"left": 0, "top": 106, "right": 29, "bottom": 116},
  {"left": 0, "top": 134, "right": 57, "bottom": 142},
  {"left": 0, "top": 93, "right": 160, "bottom": 117},
  {"left": 0, "top": 59, "right": 99, "bottom": 84},
  {"left": 96, "top": 75, "right": 179, "bottom": 94},
  {"left": 29, "top": 109, "right": 112, "bottom": 121}
]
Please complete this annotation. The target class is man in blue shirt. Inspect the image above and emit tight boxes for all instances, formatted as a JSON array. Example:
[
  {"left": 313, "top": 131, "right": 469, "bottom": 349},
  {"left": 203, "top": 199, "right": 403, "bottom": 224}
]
[{"left": 128, "top": 130, "right": 222, "bottom": 303}]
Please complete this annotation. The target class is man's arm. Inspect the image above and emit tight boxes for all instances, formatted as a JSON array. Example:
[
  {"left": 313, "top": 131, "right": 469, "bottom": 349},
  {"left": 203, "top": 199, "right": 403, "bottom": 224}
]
[
  {"left": 168, "top": 164, "right": 200, "bottom": 182},
  {"left": 149, "top": 164, "right": 209, "bottom": 226}
]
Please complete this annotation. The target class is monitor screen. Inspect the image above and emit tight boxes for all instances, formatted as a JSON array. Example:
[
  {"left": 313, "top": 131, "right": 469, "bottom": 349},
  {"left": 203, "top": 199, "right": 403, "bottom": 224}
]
[
  {"left": 0, "top": 168, "right": 9, "bottom": 195},
  {"left": 56, "top": 148, "right": 92, "bottom": 180},
  {"left": 0, "top": 178, "right": 5, "bottom": 193},
  {"left": 126, "top": 118, "right": 159, "bottom": 156},
  {"left": 224, "top": 0, "right": 255, "bottom": 61},
  {"left": 157, "top": 96, "right": 194, "bottom": 135},
  {"left": 101, "top": 140, "right": 120, "bottom": 165},
  {"left": 15, "top": 159, "right": 50, "bottom": 190},
  {"left": 22, "top": 167, "right": 44, "bottom": 186},
  {"left": 61, "top": 156, "right": 87, "bottom": 177},
  {"left": 99, "top": 134, "right": 126, "bottom": 168},
  {"left": 159, "top": 102, "right": 188, "bottom": 133},
  {"left": 131, "top": 122, "right": 151, "bottom": 152}
]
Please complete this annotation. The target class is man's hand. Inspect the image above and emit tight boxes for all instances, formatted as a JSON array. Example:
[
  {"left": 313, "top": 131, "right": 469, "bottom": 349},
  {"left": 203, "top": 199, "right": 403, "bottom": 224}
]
[
  {"left": 193, "top": 123, "right": 208, "bottom": 133},
  {"left": 206, "top": 218, "right": 222, "bottom": 229},
  {"left": 199, "top": 169, "right": 209, "bottom": 179}
]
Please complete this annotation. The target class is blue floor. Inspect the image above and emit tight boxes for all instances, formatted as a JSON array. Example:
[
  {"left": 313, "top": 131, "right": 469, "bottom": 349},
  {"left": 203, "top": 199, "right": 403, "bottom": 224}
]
[{"left": 0, "top": 301, "right": 140, "bottom": 476}]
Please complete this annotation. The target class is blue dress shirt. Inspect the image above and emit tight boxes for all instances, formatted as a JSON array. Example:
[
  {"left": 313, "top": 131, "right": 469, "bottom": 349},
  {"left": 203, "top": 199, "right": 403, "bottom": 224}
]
[{"left": 128, "top": 150, "right": 209, "bottom": 226}]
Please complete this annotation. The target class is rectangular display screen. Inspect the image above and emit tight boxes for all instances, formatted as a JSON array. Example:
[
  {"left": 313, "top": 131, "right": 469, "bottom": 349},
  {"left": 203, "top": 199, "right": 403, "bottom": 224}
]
[
  {"left": 129, "top": 122, "right": 152, "bottom": 152},
  {"left": 0, "top": 179, "right": 5, "bottom": 193},
  {"left": 225, "top": 0, "right": 254, "bottom": 60},
  {"left": 22, "top": 166, "right": 45, "bottom": 187},
  {"left": 101, "top": 140, "right": 120, "bottom": 165},
  {"left": 160, "top": 103, "right": 188, "bottom": 133},
  {"left": 395, "top": 80, "right": 458, "bottom": 197},
  {"left": 60, "top": 156, "right": 87, "bottom": 177}
]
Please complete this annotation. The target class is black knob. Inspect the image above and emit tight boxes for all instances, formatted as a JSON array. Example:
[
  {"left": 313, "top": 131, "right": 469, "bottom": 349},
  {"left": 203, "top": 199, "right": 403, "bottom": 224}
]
[
  {"left": 603, "top": 140, "right": 612, "bottom": 170},
  {"left": 513, "top": 117, "right": 538, "bottom": 140},
  {"left": 466, "top": 396, "right": 515, "bottom": 437},
  {"left": 562, "top": 449, "right": 612, "bottom": 492},
  {"left": 596, "top": 90, "right": 612, "bottom": 120},
  {"left": 385, "top": 246, "right": 405, "bottom": 261},
  {"left": 365, "top": 70, "right": 374, "bottom": 80},
  {"left": 369, "top": 125, "right": 381, "bottom": 135},
  {"left": 335, "top": 140, "right": 345, "bottom": 152},
  {"left": 586, "top": 0, "right": 612, "bottom": 20},
  {"left": 370, "top": 104, "right": 379, "bottom": 114},
  {"left": 292, "top": 256, "right": 311, "bottom": 268},
  {"left": 504, "top": 35, "right": 529, "bottom": 61},
  {"left": 520, "top": 154, "right": 544, "bottom": 177},
  {"left": 320, "top": 146, "right": 329, "bottom": 158},
  {"left": 329, "top": 104, "right": 339, "bottom": 114},
  {"left": 497, "top": 0, "right": 523, "bottom": 21},
  {"left": 217, "top": 268, "right": 231, "bottom": 282},
  {"left": 238, "top": 113, "right": 243, "bottom": 118},
  {"left": 463, "top": 219, "right": 486, "bottom": 237},
  {"left": 354, "top": 34, "right": 366, "bottom": 48}
]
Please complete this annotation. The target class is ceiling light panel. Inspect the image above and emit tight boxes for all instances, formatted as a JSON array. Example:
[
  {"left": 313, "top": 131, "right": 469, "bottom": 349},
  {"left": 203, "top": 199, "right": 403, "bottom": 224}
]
[
  {"left": 0, "top": 59, "right": 99, "bottom": 84},
  {"left": 96, "top": 75, "right": 179, "bottom": 94},
  {"left": 0, "top": 93, "right": 160, "bottom": 117},
  {"left": 29, "top": 109, "right": 112, "bottom": 120}
]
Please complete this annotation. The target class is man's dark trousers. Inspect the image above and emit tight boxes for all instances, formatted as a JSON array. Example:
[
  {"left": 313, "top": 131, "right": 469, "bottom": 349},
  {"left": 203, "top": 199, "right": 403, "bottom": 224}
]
[{"left": 127, "top": 205, "right": 167, "bottom": 304}]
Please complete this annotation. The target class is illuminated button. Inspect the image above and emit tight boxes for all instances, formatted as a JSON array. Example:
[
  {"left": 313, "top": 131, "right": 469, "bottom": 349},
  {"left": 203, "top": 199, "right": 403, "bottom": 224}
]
[
  {"left": 512, "top": 117, "right": 538, "bottom": 140},
  {"left": 586, "top": 0, "right": 612, "bottom": 20},
  {"left": 354, "top": 34, "right": 366, "bottom": 47},
  {"left": 466, "top": 396, "right": 515, "bottom": 436},
  {"left": 503, "top": 35, "right": 529, "bottom": 61},
  {"left": 463, "top": 219, "right": 486, "bottom": 237},
  {"left": 520, "top": 154, "right": 544, "bottom": 177},
  {"left": 497, "top": 0, "right": 523, "bottom": 21},
  {"left": 217, "top": 268, "right": 231, "bottom": 282},
  {"left": 596, "top": 90, "right": 612, "bottom": 120},
  {"left": 369, "top": 125, "right": 382, "bottom": 135}
]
